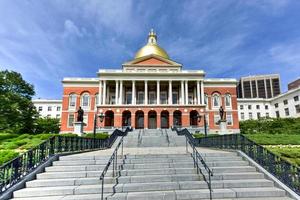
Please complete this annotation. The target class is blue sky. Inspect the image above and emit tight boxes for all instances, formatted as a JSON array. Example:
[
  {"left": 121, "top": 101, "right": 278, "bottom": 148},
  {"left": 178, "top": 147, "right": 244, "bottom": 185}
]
[{"left": 0, "top": 0, "right": 300, "bottom": 99}]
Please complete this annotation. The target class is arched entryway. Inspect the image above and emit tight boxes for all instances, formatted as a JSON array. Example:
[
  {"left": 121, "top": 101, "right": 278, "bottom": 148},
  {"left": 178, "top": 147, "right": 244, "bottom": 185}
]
[
  {"left": 190, "top": 110, "right": 199, "bottom": 127},
  {"left": 148, "top": 110, "right": 157, "bottom": 129},
  {"left": 104, "top": 110, "right": 114, "bottom": 127},
  {"left": 135, "top": 111, "right": 144, "bottom": 129},
  {"left": 122, "top": 110, "right": 131, "bottom": 127},
  {"left": 173, "top": 110, "right": 182, "bottom": 127},
  {"left": 161, "top": 110, "right": 169, "bottom": 129}
]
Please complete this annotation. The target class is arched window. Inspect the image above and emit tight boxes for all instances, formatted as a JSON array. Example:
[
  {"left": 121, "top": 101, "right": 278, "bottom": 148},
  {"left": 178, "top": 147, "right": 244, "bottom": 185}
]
[
  {"left": 68, "top": 94, "right": 77, "bottom": 110},
  {"left": 81, "top": 93, "right": 90, "bottom": 109},
  {"left": 212, "top": 93, "right": 221, "bottom": 108},
  {"left": 225, "top": 94, "right": 232, "bottom": 108},
  {"left": 95, "top": 93, "right": 99, "bottom": 109}
]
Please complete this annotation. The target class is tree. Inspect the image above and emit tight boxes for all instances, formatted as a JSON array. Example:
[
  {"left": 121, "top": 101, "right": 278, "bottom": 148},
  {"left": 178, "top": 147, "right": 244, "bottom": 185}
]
[
  {"left": 0, "top": 70, "right": 37, "bottom": 133},
  {"left": 34, "top": 118, "right": 60, "bottom": 134}
]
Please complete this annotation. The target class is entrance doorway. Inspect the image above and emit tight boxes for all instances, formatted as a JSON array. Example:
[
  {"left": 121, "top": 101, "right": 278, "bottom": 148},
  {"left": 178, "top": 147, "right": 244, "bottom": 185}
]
[
  {"left": 190, "top": 110, "right": 199, "bottom": 127},
  {"left": 161, "top": 110, "right": 169, "bottom": 128},
  {"left": 135, "top": 111, "right": 144, "bottom": 129},
  {"left": 122, "top": 110, "right": 131, "bottom": 127},
  {"left": 104, "top": 111, "right": 114, "bottom": 127},
  {"left": 148, "top": 110, "right": 157, "bottom": 129},
  {"left": 173, "top": 110, "right": 182, "bottom": 127}
]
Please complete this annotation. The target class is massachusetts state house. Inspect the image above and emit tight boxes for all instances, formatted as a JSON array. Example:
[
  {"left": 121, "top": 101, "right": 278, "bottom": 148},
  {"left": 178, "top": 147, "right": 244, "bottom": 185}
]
[{"left": 60, "top": 30, "right": 239, "bottom": 133}]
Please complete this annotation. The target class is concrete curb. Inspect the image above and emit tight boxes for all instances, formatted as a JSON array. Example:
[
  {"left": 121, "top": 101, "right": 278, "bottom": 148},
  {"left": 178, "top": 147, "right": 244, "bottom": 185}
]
[{"left": 237, "top": 150, "right": 300, "bottom": 200}]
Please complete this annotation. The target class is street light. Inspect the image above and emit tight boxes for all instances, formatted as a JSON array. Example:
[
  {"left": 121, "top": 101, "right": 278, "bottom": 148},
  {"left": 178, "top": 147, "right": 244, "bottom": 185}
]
[
  {"left": 93, "top": 112, "right": 105, "bottom": 141},
  {"left": 199, "top": 109, "right": 208, "bottom": 137}
]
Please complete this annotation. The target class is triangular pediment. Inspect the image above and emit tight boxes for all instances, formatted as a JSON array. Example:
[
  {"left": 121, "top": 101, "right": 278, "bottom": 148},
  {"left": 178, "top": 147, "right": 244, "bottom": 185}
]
[{"left": 123, "top": 54, "right": 182, "bottom": 67}]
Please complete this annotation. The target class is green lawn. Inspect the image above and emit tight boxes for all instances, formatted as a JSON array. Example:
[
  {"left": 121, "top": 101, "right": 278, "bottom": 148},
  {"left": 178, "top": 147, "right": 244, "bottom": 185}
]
[
  {"left": 244, "top": 134, "right": 300, "bottom": 145},
  {"left": 0, "top": 132, "right": 109, "bottom": 165}
]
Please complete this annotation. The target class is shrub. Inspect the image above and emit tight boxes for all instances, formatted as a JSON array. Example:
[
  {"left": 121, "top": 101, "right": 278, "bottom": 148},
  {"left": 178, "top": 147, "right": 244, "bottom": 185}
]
[
  {"left": 0, "top": 133, "right": 19, "bottom": 141},
  {"left": 59, "top": 133, "right": 78, "bottom": 137},
  {"left": 34, "top": 118, "right": 60, "bottom": 134},
  {"left": 84, "top": 133, "right": 109, "bottom": 140},
  {"left": 0, "top": 150, "right": 19, "bottom": 165}
]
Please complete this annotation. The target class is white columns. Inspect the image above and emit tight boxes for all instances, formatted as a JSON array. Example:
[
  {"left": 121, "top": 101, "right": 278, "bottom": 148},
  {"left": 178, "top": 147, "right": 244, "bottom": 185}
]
[
  {"left": 197, "top": 81, "right": 200, "bottom": 105},
  {"left": 181, "top": 81, "right": 184, "bottom": 105},
  {"left": 99, "top": 81, "right": 102, "bottom": 105},
  {"left": 157, "top": 80, "right": 160, "bottom": 105},
  {"left": 119, "top": 80, "right": 123, "bottom": 104},
  {"left": 132, "top": 81, "right": 136, "bottom": 105},
  {"left": 185, "top": 80, "right": 188, "bottom": 105},
  {"left": 102, "top": 80, "right": 106, "bottom": 105},
  {"left": 115, "top": 81, "right": 119, "bottom": 105},
  {"left": 200, "top": 81, "right": 204, "bottom": 104},
  {"left": 145, "top": 80, "right": 148, "bottom": 105},
  {"left": 169, "top": 80, "right": 172, "bottom": 105}
]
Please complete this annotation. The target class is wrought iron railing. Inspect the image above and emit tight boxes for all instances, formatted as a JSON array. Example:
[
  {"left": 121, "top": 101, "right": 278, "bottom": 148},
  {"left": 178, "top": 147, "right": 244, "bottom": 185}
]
[
  {"left": 174, "top": 127, "right": 213, "bottom": 200},
  {"left": 194, "top": 134, "right": 300, "bottom": 196},
  {"left": 99, "top": 135, "right": 126, "bottom": 200},
  {"left": 0, "top": 128, "right": 131, "bottom": 194}
]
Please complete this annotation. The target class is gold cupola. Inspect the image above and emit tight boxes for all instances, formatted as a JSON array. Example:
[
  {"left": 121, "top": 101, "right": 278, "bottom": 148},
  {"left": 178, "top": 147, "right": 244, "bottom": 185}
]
[{"left": 134, "top": 29, "right": 170, "bottom": 59}]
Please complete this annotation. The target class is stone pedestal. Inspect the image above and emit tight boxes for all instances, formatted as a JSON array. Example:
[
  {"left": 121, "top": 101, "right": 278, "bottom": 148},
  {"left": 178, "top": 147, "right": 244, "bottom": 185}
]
[
  {"left": 73, "top": 122, "right": 85, "bottom": 136},
  {"left": 219, "top": 120, "right": 228, "bottom": 135}
]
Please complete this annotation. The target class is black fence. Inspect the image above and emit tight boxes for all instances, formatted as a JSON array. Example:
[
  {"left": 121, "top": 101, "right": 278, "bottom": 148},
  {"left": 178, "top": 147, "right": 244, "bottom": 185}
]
[
  {"left": 0, "top": 128, "right": 131, "bottom": 194},
  {"left": 193, "top": 134, "right": 300, "bottom": 196}
]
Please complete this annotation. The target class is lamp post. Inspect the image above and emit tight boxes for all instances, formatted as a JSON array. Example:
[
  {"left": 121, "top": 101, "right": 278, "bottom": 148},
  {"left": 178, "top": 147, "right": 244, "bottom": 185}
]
[
  {"left": 200, "top": 108, "right": 208, "bottom": 137},
  {"left": 93, "top": 112, "right": 105, "bottom": 142}
]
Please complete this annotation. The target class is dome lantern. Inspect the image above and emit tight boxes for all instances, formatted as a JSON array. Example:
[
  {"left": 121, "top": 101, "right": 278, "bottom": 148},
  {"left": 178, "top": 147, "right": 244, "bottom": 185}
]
[{"left": 134, "top": 29, "right": 169, "bottom": 59}]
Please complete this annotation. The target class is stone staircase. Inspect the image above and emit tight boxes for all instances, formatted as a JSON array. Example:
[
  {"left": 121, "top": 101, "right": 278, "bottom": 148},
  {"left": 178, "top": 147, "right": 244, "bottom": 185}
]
[{"left": 9, "top": 129, "right": 295, "bottom": 200}]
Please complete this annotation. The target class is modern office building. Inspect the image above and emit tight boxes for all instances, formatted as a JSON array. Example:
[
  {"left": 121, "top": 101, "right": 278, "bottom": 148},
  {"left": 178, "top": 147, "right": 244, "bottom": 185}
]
[
  {"left": 237, "top": 74, "right": 281, "bottom": 99},
  {"left": 60, "top": 30, "right": 239, "bottom": 133}
]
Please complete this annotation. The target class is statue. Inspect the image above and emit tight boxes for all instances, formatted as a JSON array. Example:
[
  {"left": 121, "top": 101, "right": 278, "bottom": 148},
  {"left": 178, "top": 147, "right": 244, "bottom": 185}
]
[
  {"left": 219, "top": 106, "right": 225, "bottom": 120},
  {"left": 77, "top": 107, "right": 84, "bottom": 122}
]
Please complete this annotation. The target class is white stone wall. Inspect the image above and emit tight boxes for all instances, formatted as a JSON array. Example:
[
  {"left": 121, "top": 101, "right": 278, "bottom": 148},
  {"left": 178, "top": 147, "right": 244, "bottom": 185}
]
[
  {"left": 238, "top": 87, "right": 300, "bottom": 120},
  {"left": 32, "top": 99, "right": 62, "bottom": 119}
]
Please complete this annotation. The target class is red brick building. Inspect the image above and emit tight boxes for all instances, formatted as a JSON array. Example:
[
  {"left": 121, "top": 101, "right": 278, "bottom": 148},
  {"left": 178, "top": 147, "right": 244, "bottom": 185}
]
[{"left": 60, "top": 30, "right": 239, "bottom": 133}]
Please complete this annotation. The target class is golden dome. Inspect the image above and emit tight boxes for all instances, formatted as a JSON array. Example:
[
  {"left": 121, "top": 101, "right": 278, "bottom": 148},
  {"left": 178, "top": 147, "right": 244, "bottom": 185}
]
[{"left": 134, "top": 29, "right": 169, "bottom": 59}]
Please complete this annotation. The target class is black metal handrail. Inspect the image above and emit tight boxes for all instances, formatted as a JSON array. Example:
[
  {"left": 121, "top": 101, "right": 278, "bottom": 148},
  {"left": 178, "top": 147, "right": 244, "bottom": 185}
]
[
  {"left": 194, "top": 133, "right": 300, "bottom": 196},
  {"left": 0, "top": 128, "right": 131, "bottom": 194},
  {"left": 174, "top": 127, "right": 213, "bottom": 200},
  {"left": 99, "top": 134, "right": 126, "bottom": 200}
]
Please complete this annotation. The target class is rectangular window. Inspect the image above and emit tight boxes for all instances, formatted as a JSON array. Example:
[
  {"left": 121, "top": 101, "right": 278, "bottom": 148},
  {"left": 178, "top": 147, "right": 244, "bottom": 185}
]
[
  {"left": 241, "top": 112, "right": 244, "bottom": 120},
  {"left": 56, "top": 114, "right": 60, "bottom": 119},
  {"left": 248, "top": 105, "right": 252, "bottom": 110},
  {"left": 137, "top": 92, "right": 144, "bottom": 104},
  {"left": 214, "top": 114, "right": 220, "bottom": 125},
  {"left": 283, "top": 100, "right": 288, "bottom": 105},
  {"left": 251, "top": 80, "right": 257, "bottom": 98},
  {"left": 240, "top": 105, "right": 244, "bottom": 110},
  {"left": 266, "top": 112, "right": 269, "bottom": 118},
  {"left": 285, "top": 108, "right": 289, "bottom": 116},
  {"left": 172, "top": 92, "right": 178, "bottom": 104},
  {"left": 265, "top": 105, "right": 268, "bottom": 110},
  {"left": 38, "top": 106, "right": 43, "bottom": 111},
  {"left": 257, "top": 112, "right": 261, "bottom": 119},
  {"left": 257, "top": 80, "right": 266, "bottom": 98},
  {"left": 149, "top": 91, "right": 156, "bottom": 104},
  {"left": 160, "top": 91, "right": 168, "bottom": 104},
  {"left": 294, "top": 96, "right": 299, "bottom": 102},
  {"left": 276, "top": 111, "right": 280, "bottom": 118},
  {"left": 188, "top": 93, "right": 194, "bottom": 104},
  {"left": 68, "top": 114, "right": 75, "bottom": 127},
  {"left": 69, "top": 95, "right": 77, "bottom": 110},
  {"left": 47, "top": 114, "right": 51, "bottom": 118},
  {"left": 48, "top": 106, "right": 52, "bottom": 111},
  {"left": 57, "top": 106, "right": 61, "bottom": 111},
  {"left": 275, "top": 103, "right": 278, "bottom": 108},
  {"left": 256, "top": 105, "right": 260, "bottom": 109},
  {"left": 243, "top": 81, "right": 251, "bottom": 98},
  {"left": 249, "top": 112, "right": 253, "bottom": 119},
  {"left": 226, "top": 113, "right": 233, "bottom": 125},
  {"left": 110, "top": 94, "right": 116, "bottom": 105},
  {"left": 125, "top": 92, "right": 132, "bottom": 104},
  {"left": 295, "top": 105, "right": 300, "bottom": 113}
]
